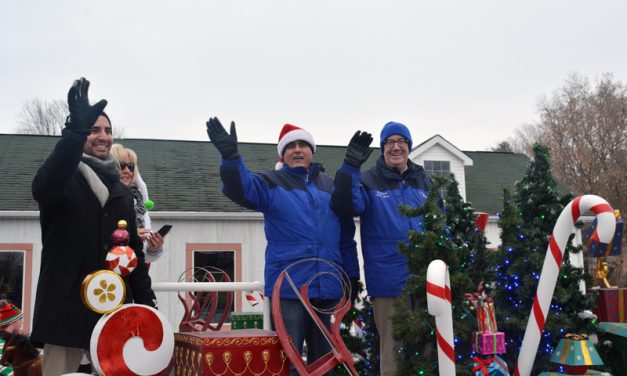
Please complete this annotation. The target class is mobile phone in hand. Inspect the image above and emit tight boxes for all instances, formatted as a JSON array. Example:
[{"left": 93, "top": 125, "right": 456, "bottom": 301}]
[{"left": 157, "top": 224, "right": 172, "bottom": 237}]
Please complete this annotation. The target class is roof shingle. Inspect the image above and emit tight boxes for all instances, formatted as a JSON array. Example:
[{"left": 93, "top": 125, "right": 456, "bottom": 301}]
[{"left": 0, "top": 134, "right": 528, "bottom": 214}]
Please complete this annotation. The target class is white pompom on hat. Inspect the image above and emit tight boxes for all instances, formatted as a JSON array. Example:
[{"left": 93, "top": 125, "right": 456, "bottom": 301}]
[{"left": 275, "top": 123, "right": 316, "bottom": 170}]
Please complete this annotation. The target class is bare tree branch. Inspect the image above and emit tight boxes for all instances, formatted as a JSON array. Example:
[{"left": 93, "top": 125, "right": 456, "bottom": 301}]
[
  {"left": 511, "top": 72, "right": 627, "bottom": 215},
  {"left": 15, "top": 98, "right": 68, "bottom": 135},
  {"left": 15, "top": 98, "right": 127, "bottom": 139}
]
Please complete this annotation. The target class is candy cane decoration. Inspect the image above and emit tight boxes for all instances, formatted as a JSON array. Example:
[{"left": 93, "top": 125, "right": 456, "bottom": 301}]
[
  {"left": 90, "top": 304, "right": 175, "bottom": 375},
  {"left": 246, "top": 291, "right": 264, "bottom": 307},
  {"left": 515, "top": 195, "right": 615, "bottom": 376},
  {"left": 426, "top": 259, "right": 456, "bottom": 375}
]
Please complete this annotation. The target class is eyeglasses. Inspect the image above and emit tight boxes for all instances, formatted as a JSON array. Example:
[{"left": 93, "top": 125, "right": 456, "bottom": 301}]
[
  {"left": 119, "top": 162, "right": 135, "bottom": 172},
  {"left": 383, "top": 138, "right": 408, "bottom": 148}
]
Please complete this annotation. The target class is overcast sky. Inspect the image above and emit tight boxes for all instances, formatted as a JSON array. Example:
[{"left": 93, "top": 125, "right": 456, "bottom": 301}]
[{"left": 1, "top": 0, "right": 626, "bottom": 151}]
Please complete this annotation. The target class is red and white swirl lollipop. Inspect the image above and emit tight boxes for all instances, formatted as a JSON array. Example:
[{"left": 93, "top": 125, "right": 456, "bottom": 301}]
[
  {"left": 426, "top": 259, "right": 456, "bottom": 375},
  {"left": 90, "top": 304, "right": 174, "bottom": 375},
  {"left": 515, "top": 195, "right": 615, "bottom": 376}
]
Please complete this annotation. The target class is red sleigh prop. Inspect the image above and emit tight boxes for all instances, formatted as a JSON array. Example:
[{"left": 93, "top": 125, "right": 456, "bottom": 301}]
[
  {"left": 271, "top": 260, "right": 359, "bottom": 376},
  {"left": 177, "top": 266, "right": 233, "bottom": 332}
]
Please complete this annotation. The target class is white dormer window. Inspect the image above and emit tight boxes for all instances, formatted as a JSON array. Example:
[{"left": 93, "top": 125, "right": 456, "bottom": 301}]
[
  {"left": 424, "top": 160, "right": 451, "bottom": 197},
  {"left": 424, "top": 160, "right": 451, "bottom": 178}
]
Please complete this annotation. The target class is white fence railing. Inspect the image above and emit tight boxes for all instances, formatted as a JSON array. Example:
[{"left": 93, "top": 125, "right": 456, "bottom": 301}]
[{"left": 151, "top": 281, "right": 271, "bottom": 330}]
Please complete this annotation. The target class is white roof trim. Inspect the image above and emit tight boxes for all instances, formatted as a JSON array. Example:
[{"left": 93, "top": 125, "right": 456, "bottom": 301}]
[
  {"left": 0, "top": 210, "right": 265, "bottom": 221},
  {"left": 410, "top": 135, "right": 473, "bottom": 166}
]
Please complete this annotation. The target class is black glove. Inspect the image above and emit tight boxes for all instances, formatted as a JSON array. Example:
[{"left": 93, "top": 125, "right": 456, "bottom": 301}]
[
  {"left": 65, "top": 78, "right": 108, "bottom": 135},
  {"left": 206, "top": 117, "right": 240, "bottom": 160},
  {"left": 349, "top": 278, "right": 360, "bottom": 304},
  {"left": 344, "top": 131, "right": 373, "bottom": 168}
]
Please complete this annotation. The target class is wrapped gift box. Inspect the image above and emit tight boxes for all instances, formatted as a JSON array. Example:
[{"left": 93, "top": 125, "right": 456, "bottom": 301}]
[
  {"left": 593, "top": 288, "right": 627, "bottom": 323},
  {"left": 598, "top": 322, "right": 627, "bottom": 375},
  {"left": 231, "top": 312, "right": 264, "bottom": 330},
  {"left": 174, "top": 329, "right": 289, "bottom": 375},
  {"left": 472, "top": 355, "right": 509, "bottom": 376},
  {"left": 538, "top": 372, "right": 610, "bottom": 376},
  {"left": 549, "top": 336, "right": 603, "bottom": 375},
  {"left": 473, "top": 331, "right": 506, "bottom": 355}
]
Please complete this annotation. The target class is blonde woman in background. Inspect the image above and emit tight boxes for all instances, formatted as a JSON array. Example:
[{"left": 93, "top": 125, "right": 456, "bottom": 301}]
[{"left": 110, "top": 144, "right": 164, "bottom": 262}]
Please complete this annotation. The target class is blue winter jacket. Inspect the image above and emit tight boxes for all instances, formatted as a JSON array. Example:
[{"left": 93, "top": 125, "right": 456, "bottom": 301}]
[
  {"left": 220, "top": 157, "right": 359, "bottom": 299},
  {"left": 333, "top": 156, "right": 431, "bottom": 297}
]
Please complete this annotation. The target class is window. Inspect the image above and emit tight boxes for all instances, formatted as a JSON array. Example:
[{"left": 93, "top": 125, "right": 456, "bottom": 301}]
[
  {"left": 0, "top": 244, "right": 33, "bottom": 332},
  {"left": 0, "top": 252, "right": 24, "bottom": 305},
  {"left": 424, "top": 160, "right": 451, "bottom": 197},
  {"left": 424, "top": 160, "right": 451, "bottom": 178},
  {"left": 193, "top": 251, "right": 235, "bottom": 323}
]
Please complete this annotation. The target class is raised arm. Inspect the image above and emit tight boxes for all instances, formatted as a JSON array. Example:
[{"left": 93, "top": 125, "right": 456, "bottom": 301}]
[
  {"left": 32, "top": 78, "right": 108, "bottom": 206},
  {"left": 206, "top": 116, "right": 270, "bottom": 211},
  {"left": 332, "top": 130, "right": 373, "bottom": 217}
]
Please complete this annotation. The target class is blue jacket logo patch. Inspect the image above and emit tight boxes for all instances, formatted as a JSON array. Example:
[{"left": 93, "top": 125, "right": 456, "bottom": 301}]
[{"left": 375, "top": 190, "right": 390, "bottom": 199}]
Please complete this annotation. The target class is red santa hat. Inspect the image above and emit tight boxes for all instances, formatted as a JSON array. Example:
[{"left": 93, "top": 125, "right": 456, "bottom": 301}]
[
  {"left": 0, "top": 302, "right": 23, "bottom": 326},
  {"left": 275, "top": 123, "right": 316, "bottom": 170}
]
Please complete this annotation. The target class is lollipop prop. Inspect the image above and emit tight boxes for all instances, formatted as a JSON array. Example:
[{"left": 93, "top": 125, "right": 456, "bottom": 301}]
[
  {"left": 426, "top": 259, "right": 456, "bottom": 375},
  {"left": 515, "top": 195, "right": 615, "bottom": 376},
  {"left": 80, "top": 219, "right": 174, "bottom": 376}
]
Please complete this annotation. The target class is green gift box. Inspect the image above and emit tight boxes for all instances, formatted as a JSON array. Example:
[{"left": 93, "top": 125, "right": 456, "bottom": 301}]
[
  {"left": 231, "top": 312, "right": 264, "bottom": 330},
  {"left": 598, "top": 322, "right": 627, "bottom": 375}
]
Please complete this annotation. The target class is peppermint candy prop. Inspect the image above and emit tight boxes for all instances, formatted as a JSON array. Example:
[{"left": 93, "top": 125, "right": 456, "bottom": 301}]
[
  {"left": 426, "top": 259, "right": 456, "bottom": 375},
  {"left": 515, "top": 195, "right": 615, "bottom": 376},
  {"left": 81, "top": 270, "right": 126, "bottom": 314},
  {"left": 105, "top": 220, "right": 138, "bottom": 276},
  {"left": 90, "top": 304, "right": 174, "bottom": 375}
]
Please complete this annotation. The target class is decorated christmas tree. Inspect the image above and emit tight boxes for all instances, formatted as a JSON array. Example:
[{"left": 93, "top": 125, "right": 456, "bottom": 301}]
[
  {"left": 335, "top": 281, "right": 380, "bottom": 375},
  {"left": 445, "top": 175, "right": 496, "bottom": 286},
  {"left": 493, "top": 144, "right": 598, "bottom": 373},
  {"left": 391, "top": 176, "right": 483, "bottom": 375}
]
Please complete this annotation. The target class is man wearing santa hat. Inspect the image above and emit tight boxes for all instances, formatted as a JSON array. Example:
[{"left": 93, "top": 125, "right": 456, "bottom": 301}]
[
  {"left": 31, "top": 78, "right": 156, "bottom": 375},
  {"left": 206, "top": 118, "right": 359, "bottom": 374}
]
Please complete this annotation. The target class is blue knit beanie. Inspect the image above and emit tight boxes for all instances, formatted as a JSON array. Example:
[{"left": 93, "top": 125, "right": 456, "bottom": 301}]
[{"left": 380, "top": 121, "right": 412, "bottom": 152}]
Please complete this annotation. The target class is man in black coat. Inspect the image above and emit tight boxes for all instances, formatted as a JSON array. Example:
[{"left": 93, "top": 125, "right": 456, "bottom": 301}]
[{"left": 30, "top": 78, "right": 156, "bottom": 375}]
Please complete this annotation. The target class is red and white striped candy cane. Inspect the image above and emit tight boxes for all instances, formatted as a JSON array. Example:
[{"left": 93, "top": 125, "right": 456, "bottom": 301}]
[
  {"left": 427, "top": 259, "right": 456, "bottom": 375},
  {"left": 245, "top": 290, "right": 264, "bottom": 307},
  {"left": 515, "top": 195, "right": 615, "bottom": 376}
]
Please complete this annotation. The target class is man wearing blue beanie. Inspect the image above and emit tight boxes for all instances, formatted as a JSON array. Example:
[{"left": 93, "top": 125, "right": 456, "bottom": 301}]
[
  {"left": 332, "top": 121, "right": 431, "bottom": 376},
  {"left": 379, "top": 121, "right": 413, "bottom": 151}
]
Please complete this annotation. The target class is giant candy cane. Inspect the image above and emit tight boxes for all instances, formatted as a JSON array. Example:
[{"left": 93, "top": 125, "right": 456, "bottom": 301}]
[
  {"left": 515, "top": 195, "right": 615, "bottom": 376},
  {"left": 427, "top": 259, "right": 456, "bottom": 375}
]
